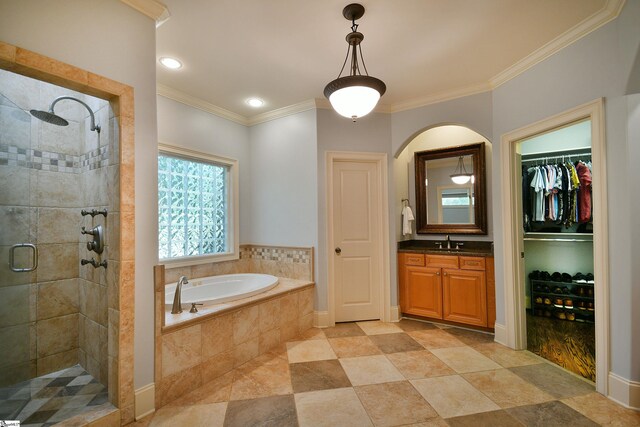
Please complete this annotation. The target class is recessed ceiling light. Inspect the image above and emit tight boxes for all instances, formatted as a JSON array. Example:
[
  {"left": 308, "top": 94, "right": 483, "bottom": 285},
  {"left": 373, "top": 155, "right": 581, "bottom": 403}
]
[
  {"left": 159, "top": 57, "right": 182, "bottom": 69},
  {"left": 246, "top": 98, "right": 264, "bottom": 108}
]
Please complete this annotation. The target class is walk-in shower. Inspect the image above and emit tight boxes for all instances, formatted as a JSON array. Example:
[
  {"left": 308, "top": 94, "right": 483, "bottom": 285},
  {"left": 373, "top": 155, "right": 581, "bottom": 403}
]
[{"left": 0, "top": 69, "right": 119, "bottom": 424}]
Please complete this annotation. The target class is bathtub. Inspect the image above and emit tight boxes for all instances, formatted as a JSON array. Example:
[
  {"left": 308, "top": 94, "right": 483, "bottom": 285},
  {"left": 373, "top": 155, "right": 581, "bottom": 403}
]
[{"left": 165, "top": 273, "right": 279, "bottom": 307}]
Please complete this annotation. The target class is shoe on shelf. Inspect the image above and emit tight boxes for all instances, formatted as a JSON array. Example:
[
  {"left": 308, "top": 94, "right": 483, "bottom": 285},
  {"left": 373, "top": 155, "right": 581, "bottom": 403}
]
[
  {"left": 567, "top": 312, "right": 576, "bottom": 321},
  {"left": 573, "top": 272, "right": 587, "bottom": 283},
  {"left": 544, "top": 297, "right": 552, "bottom": 306},
  {"left": 529, "top": 270, "right": 540, "bottom": 280},
  {"left": 586, "top": 273, "right": 594, "bottom": 283},
  {"left": 554, "top": 298, "right": 564, "bottom": 308},
  {"left": 535, "top": 296, "right": 543, "bottom": 304},
  {"left": 561, "top": 273, "right": 573, "bottom": 283},
  {"left": 540, "top": 271, "right": 552, "bottom": 281},
  {"left": 577, "top": 301, "right": 586, "bottom": 310},
  {"left": 564, "top": 299, "right": 573, "bottom": 309}
]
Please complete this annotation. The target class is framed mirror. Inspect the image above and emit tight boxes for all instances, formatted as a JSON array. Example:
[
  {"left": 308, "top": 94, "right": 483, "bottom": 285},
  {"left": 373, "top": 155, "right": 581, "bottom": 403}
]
[{"left": 415, "top": 142, "right": 487, "bottom": 234}]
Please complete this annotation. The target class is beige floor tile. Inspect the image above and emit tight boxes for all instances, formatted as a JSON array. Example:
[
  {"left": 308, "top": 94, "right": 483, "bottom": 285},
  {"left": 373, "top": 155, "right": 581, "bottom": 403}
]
[
  {"left": 411, "top": 375, "right": 500, "bottom": 418},
  {"left": 408, "top": 329, "right": 465, "bottom": 349},
  {"left": 166, "top": 371, "right": 233, "bottom": 406},
  {"left": 386, "top": 350, "right": 455, "bottom": 379},
  {"left": 463, "top": 368, "right": 555, "bottom": 408},
  {"left": 339, "top": 355, "right": 404, "bottom": 386},
  {"left": 328, "top": 336, "right": 382, "bottom": 358},
  {"left": 286, "top": 339, "right": 337, "bottom": 363},
  {"left": 473, "top": 343, "right": 544, "bottom": 368},
  {"left": 295, "top": 387, "right": 373, "bottom": 427},
  {"left": 430, "top": 346, "right": 501, "bottom": 373},
  {"left": 356, "top": 321, "right": 403, "bottom": 335},
  {"left": 355, "top": 381, "right": 437, "bottom": 426},
  {"left": 298, "top": 327, "right": 326, "bottom": 340},
  {"left": 230, "top": 351, "right": 292, "bottom": 400},
  {"left": 562, "top": 392, "right": 640, "bottom": 426},
  {"left": 402, "top": 418, "right": 449, "bottom": 427},
  {"left": 149, "top": 402, "right": 227, "bottom": 427}
]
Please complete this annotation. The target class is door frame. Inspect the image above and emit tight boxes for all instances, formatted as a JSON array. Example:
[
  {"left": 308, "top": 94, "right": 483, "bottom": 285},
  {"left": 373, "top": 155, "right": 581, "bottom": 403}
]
[
  {"left": 326, "top": 151, "right": 391, "bottom": 326},
  {"left": 499, "top": 98, "right": 609, "bottom": 394}
]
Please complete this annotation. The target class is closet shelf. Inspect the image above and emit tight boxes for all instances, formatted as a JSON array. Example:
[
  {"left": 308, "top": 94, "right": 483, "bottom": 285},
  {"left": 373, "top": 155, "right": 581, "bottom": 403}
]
[{"left": 524, "top": 232, "right": 593, "bottom": 242}]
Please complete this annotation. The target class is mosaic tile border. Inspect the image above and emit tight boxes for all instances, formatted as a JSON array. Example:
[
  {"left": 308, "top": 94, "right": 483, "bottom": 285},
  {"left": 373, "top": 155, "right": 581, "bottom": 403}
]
[
  {"left": 240, "top": 245, "right": 311, "bottom": 264},
  {"left": 0, "top": 144, "right": 108, "bottom": 173}
]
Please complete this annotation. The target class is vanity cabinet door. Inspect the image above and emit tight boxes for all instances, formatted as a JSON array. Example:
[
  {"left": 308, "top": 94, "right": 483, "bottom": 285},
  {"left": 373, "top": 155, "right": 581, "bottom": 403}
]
[
  {"left": 442, "top": 269, "right": 487, "bottom": 327},
  {"left": 403, "top": 266, "right": 443, "bottom": 319}
]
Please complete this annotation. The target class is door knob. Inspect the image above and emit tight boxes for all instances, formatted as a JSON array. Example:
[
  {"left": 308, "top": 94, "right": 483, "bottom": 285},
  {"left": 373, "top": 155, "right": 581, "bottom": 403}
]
[{"left": 335, "top": 247, "right": 342, "bottom": 254}]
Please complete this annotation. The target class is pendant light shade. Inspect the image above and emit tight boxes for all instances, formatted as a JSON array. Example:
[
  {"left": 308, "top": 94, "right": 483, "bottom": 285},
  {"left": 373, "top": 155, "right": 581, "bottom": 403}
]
[
  {"left": 450, "top": 156, "right": 473, "bottom": 185},
  {"left": 324, "top": 4, "right": 386, "bottom": 121}
]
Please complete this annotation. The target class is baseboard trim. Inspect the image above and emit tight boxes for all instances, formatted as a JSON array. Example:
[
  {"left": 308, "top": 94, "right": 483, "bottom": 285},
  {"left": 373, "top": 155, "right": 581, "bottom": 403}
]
[
  {"left": 608, "top": 372, "right": 640, "bottom": 410},
  {"left": 390, "top": 306, "right": 400, "bottom": 322},
  {"left": 135, "top": 383, "right": 156, "bottom": 420},
  {"left": 493, "top": 322, "right": 507, "bottom": 346},
  {"left": 314, "top": 310, "right": 330, "bottom": 328}
]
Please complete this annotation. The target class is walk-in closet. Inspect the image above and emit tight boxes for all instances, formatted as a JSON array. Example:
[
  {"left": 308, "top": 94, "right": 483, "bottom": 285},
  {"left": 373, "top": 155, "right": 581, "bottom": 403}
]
[{"left": 519, "top": 119, "right": 595, "bottom": 381}]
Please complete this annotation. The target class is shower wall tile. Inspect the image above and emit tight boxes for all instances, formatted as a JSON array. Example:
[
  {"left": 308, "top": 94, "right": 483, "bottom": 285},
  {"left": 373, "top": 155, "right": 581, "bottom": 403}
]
[
  {"left": 37, "top": 278, "right": 79, "bottom": 320},
  {"left": 37, "top": 207, "right": 81, "bottom": 244},
  {"left": 81, "top": 316, "right": 101, "bottom": 361},
  {"left": 0, "top": 104, "right": 31, "bottom": 148},
  {"left": 36, "top": 243, "right": 78, "bottom": 282},
  {"left": 83, "top": 167, "right": 109, "bottom": 207},
  {"left": 0, "top": 166, "right": 30, "bottom": 206},
  {"left": 0, "top": 69, "right": 39, "bottom": 111},
  {"left": 0, "top": 206, "right": 38, "bottom": 245},
  {"left": 36, "top": 313, "right": 79, "bottom": 358},
  {"left": 0, "top": 283, "right": 31, "bottom": 326},
  {"left": 36, "top": 348, "right": 78, "bottom": 377},
  {"left": 33, "top": 170, "right": 81, "bottom": 207},
  {"left": 0, "top": 360, "right": 36, "bottom": 389},
  {"left": 0, "top": 323, "right": 31, "bottom": 368},
  {"left": 79, "top": 280, "right": 107, "bottom": 326},
  {"left": 38, "top": 119, "right": 81, "bottom": 155},
  {"left": 107, "top": 165, "right": 120, "bottom": 214}
]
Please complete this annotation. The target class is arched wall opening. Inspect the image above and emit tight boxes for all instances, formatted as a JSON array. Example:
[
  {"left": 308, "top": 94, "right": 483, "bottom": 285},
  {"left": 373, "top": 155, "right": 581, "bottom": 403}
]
[{"left": 393, "top": 124, "right": 493, "bottom": 242}]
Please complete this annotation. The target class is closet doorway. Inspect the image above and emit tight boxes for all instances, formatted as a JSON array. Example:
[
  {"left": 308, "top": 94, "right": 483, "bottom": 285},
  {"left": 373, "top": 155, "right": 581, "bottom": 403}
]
[{"left": 499, "top": 99, "right": 609, "bottom": 394}]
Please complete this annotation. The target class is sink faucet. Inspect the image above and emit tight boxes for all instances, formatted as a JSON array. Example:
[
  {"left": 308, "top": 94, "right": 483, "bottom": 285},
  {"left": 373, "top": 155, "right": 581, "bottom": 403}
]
[
  {"left": 445, "top": 235, "right": 451, "bottom": 250},
  {"left": 171, "top": 276, "right": 189, "bottom": 314}
]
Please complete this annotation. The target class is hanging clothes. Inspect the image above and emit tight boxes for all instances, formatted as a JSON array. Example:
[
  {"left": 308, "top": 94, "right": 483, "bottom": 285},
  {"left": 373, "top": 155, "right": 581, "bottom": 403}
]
[{"left": 521, "top": 156, "right": 593, "bottom": 231}]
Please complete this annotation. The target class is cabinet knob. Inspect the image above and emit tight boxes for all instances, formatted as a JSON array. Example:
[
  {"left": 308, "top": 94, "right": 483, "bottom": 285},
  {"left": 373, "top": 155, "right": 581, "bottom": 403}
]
[
  {"left": 436, "top": 271, "right": 440, "bottom": 276},
  {"left": 443, "top": 272, "right": 447, "bottom": 276}
]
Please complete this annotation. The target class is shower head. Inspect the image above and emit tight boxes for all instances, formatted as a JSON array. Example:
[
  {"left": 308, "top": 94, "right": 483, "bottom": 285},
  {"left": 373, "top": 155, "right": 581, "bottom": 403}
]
[
  {"left": 30, "top": 96, "right": 101, "bottom": 133},
  {"left": 29, "top": 109, "right": 69, "bottom": 126}
]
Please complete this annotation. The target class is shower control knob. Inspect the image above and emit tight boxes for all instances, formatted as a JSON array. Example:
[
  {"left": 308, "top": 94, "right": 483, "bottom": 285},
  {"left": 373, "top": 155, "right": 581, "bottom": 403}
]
[
  {"left": 87, "top": 241, "right": 97, "bottom": 252},
  {"left": 81, "top": 226, "right": 95, "bottom": 236}
]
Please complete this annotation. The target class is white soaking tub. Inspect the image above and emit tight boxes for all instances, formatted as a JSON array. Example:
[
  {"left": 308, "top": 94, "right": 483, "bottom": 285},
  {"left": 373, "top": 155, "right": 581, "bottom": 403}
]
[{"left": 165, "top": 273, "right": 279, "bottom": 307}]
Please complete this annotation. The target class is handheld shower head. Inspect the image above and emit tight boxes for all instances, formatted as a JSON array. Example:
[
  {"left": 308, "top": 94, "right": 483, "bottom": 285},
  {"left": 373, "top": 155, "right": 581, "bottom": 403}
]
[{"left": 30, "top": 96, "right": 101, "bottom": 133}]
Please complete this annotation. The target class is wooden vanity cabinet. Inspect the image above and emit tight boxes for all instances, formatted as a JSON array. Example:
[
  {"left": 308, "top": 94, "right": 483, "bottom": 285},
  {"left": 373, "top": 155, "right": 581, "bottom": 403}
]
[{"left": 399, "top": 252, "right": 494, "bottom": 329}]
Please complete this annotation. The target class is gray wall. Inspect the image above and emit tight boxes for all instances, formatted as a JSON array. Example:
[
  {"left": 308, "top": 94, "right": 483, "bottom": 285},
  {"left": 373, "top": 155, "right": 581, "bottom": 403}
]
[
  {"left": 248, "top": 110, "right": 318, "bottom": 249},
  {"left": 492, "top": 0, "right": 640, "bottom": 381},
  {"left": 316, "top": 109, "right": 394, "bottom": 311},
  {"left": 0, "top": 0, "right": 158, "bottom": 388}
]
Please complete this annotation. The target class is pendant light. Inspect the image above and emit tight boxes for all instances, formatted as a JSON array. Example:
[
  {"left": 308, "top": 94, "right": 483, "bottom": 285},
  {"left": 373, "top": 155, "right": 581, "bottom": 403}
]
[
  {"left": 324, "top": 3, "right": 386, "bottom": 122},
  {"left": 450, "top": 156, "right": 473, "bottom": 185}
]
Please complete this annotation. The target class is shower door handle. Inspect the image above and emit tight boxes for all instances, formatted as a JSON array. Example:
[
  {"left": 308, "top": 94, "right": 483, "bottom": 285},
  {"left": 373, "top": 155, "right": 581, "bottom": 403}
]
[{"left": 9, "top": 243, "right": 38, "bottom": 272}]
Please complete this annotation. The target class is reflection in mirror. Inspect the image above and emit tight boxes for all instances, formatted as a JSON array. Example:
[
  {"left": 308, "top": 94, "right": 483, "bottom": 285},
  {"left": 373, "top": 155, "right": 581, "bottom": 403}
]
[{"left": 415, "top": 143, "right": 486, "bottom": 234}]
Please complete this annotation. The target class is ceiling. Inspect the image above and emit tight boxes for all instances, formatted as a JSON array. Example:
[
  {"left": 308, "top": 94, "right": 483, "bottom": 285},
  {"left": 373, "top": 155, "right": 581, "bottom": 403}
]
[{"left": 156, "top": 0, "right": 612, "bottom": 121}]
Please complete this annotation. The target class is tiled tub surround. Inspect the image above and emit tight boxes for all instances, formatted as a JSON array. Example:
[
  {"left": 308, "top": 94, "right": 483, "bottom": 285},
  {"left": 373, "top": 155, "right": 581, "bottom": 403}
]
[
  {"left": 155, "top": 245, "right": 315, "bottom": 408},
  {"left": 0, "top": 69, "right": 119, "bottom": 389}
]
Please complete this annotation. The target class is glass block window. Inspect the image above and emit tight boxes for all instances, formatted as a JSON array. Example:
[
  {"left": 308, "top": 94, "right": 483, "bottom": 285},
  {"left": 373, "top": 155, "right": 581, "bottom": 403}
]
[{"left": 158, "top": 152, "right": 229, "bottom": 260}]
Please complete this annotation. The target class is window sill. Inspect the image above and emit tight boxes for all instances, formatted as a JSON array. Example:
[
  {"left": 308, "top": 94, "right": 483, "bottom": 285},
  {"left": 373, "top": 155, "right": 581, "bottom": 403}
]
[{"left": 160, "top": 252, "right": 239, "bottom": 269}]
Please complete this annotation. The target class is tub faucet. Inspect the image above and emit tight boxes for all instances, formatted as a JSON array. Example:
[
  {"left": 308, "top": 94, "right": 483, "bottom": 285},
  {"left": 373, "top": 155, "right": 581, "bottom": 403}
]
[
  {"left": 171, "top": 276, "right": 189, "bottom": 314},
  {"left": 445, "top": 235, "right": 451, "bottom": 250}
]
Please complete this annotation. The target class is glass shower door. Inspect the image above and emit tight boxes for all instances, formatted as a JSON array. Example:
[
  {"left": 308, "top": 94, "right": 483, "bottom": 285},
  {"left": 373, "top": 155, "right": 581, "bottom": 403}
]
[{"left": 0, "top": 92, "right": 36, "bottom": 388}]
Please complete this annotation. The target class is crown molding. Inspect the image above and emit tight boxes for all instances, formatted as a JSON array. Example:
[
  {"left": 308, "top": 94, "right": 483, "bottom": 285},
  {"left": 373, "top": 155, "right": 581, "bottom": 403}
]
[
  {"left": 247, "top": 99, "right": 320, "bottom": 126},
  {"left": 490, "top": 0, "right": 625, "bottom": 88},
  {"left": 121, "top": 0, "right": 171, "bottom": 26},
  {"left": 389, "top": 82, "right": 493, "bottom": 113},
  {"left": 157, "top": 84, "right": 249, "bottom": 126}
]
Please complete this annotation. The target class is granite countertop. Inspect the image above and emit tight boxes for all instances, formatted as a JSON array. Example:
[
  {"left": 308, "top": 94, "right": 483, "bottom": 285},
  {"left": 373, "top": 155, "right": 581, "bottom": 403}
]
[{"left": 398, "top": 240, "right": 493, "bottom": 256}]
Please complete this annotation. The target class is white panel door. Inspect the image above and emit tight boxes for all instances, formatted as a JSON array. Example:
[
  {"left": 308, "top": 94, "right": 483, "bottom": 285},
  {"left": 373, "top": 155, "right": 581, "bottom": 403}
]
[{"left": 332, "top": 160, "right": 381, "bottom": 322}]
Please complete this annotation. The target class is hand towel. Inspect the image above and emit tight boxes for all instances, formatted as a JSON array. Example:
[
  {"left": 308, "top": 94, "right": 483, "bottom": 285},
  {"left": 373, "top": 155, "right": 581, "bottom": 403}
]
[{"left": 402, "top": 205, "right": 415, "bottom": 236}]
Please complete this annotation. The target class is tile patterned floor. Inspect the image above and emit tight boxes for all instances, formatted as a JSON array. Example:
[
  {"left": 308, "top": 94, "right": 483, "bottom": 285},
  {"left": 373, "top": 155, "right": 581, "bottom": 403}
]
[
  {"left": 0, "top": 364, "right": 111, "bottom": 427},
  {"left": 134, "top": 320, "right": 640, "bottom": 427}
]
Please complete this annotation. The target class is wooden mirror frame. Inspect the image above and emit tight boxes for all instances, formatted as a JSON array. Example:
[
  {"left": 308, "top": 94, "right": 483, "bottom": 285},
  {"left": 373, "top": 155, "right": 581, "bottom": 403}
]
[{"left": 415, "top": 142, "right": 487, "bottom": 235}]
